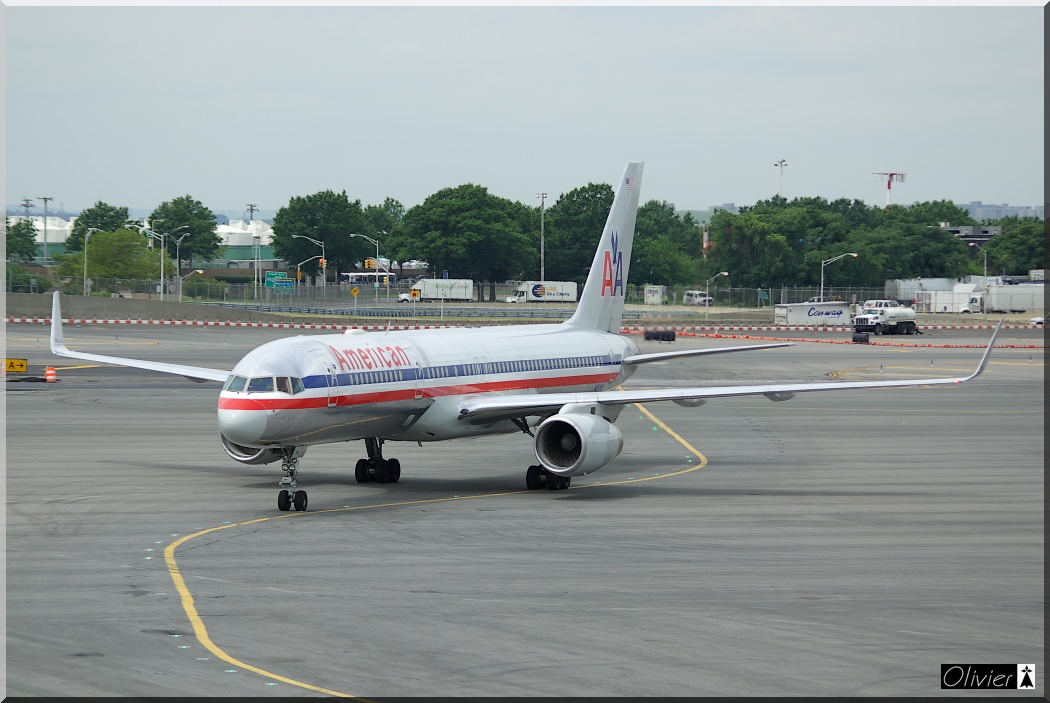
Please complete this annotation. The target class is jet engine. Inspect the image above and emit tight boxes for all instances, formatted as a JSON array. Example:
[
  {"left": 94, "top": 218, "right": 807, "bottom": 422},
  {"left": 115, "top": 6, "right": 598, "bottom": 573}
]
[
  {"left": 534, "top": 413, "right": 623, "bottom": 477},
  {"left": 220, "top": 434, "right": 285, "bottom": 465}
]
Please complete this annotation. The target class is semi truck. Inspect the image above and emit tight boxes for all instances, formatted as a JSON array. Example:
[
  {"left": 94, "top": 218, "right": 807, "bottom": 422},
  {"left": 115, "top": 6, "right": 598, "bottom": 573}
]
[
  {"left": 984, "top": 284, "right": 1045, "bottom": 313},
  {"left": 852, "top": 299, "right": 918, "bottom": 335},
  {"left": 398, "top": 278, "right": 475, "bottom": 303},
  {"left": 505, "top": 281, "right": 578, "bottom": 303},
  {"left": 773, "top": 301, "right": 852, "bottom": 326}
]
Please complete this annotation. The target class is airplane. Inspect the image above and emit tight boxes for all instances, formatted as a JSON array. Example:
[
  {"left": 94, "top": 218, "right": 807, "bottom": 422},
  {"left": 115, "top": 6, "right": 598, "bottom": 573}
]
[{"left": 50, "top": 162, "right": 1000, "bottom": 512}]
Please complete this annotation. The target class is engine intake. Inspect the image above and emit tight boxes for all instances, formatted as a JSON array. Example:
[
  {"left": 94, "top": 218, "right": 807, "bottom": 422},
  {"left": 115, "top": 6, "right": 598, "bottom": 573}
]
[
  {"left": 220, "top": 434, "right": 285, "bottom": 465},
  {"left": 534, "top": 413, "right": 623, "bottom": 477}
]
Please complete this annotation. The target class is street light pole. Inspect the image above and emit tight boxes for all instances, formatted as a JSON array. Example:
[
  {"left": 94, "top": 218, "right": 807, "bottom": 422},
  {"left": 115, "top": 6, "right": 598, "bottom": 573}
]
[
  {"left": 174, "top": 231, "right": 190, "bottom": 288},
  {"left": 83, "top": 227, "right": 102, "bottom": 296},
  {"left": 705, "top": 271, "right": 729, "bottom": 322},
  {"left": 819, "top": 252, "right": 858, "bottom": 303},
  {"left": 537, "top": 192, "right": 547, "bottom": 281},
  {"left": 346, "top": 233, "right": 380, "bottom": 302},
  {"left": 179, "top": 269, "right": 204, "bottom": 303},
  {"left": 292, "top": 234, "right": 326, "bottom": 299}
]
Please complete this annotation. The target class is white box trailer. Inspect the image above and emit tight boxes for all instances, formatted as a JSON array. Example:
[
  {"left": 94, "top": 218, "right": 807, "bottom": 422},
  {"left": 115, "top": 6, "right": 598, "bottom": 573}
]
[
  {"left": 506, "top": 281, "right": 578, "bottom": 303},
  {"left": 644, "top": 285, "right": 668, "bottom": 305},
  {"left": 922, "top": 290, "right": 983, "bottom": 314},
  {"left": 398, "top": 278, "right": 474, "bottom": 302},
  {"left": 774, "top": 301, "right": 852, "bottom": 326},
  {"left": 984, "top": 285, "right": 1045, "bottom": 313}
]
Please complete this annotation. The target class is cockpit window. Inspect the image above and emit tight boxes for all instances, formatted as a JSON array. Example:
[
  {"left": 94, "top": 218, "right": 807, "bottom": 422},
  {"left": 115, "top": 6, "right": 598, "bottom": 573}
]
[
  {"left": 292, "top": 377, "right": 305, "bottom": 394},
  {"left": 224, "top": 375, "right": 247, "bottom": 392},
  {"left": 275, "top": 376, "right": 293, "bottom": 395},
  {"left": 247, "top": 377, "right": 275, "bottom": 393}
]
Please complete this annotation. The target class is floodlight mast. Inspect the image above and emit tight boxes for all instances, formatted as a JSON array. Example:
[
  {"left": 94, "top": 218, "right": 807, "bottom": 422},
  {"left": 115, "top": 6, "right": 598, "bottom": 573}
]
[{"left": 874, "top": 172, "right": 906, "bottom": 209}]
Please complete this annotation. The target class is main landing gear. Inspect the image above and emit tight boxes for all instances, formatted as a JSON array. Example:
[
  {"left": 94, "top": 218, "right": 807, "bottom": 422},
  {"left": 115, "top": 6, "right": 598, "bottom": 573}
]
[
  {"left": 355, "top": 437, "right": 402, "bottom": 484},
  {"left": 277, "top": 448, "right": 308, "bottom": 512},
  {"left": 525, "top": 464, "right": 571, "bottom": 491}
]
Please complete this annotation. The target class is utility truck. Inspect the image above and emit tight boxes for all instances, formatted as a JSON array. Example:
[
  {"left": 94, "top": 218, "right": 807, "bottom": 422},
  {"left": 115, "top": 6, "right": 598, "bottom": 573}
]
[
  {"left": 505, "top": 281, "right": 578, "bottom": 303},
  {"left": 398, "top": 279, "right": 474, "bottom": 303},
  {"left": 852, "top": 299, "right": 918, "bottom": 335}
]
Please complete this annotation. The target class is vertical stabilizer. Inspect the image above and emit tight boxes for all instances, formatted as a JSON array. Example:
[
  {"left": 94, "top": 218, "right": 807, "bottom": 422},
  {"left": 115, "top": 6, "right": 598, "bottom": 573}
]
[{"left": 565, "top": 161, "right": 644, "bottom": 333}]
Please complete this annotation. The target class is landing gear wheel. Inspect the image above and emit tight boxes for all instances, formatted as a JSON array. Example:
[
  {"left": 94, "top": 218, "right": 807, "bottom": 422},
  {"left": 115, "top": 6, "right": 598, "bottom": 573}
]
[
  {"left": 525, "top": 465, "right": 542, "bottom": 490},
  {"left": 355, "top": 458, "right": 369, "bottom": 483},
  {"left": 293, "top": 490, "right": 308, "bottom": 512},
  {"left": 558, "top": 476, "right": 571, "bottom": 489},
  {"left": 375, "top": 459, "right": 389, "bottom": 484},
  {"left": 278, "top": 489, "right": 291, "bottom": 511},
  {"left": 387, "top": 458, "right": 401, "bottom": 483},
  {"left": 547, "top": 472, "right": 561, "bottom": 490}
]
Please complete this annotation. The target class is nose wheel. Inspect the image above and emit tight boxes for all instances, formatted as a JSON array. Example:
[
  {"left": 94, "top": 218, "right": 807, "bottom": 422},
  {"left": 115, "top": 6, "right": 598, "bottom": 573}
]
[{"left": 277, "top": 452, "right": 308, "bottom": 511}]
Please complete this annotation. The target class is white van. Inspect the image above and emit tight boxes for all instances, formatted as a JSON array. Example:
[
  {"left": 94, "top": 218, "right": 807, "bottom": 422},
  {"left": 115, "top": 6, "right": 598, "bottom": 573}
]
[{"left": 683, "top": 290, "right": 714, "bottom": 306}]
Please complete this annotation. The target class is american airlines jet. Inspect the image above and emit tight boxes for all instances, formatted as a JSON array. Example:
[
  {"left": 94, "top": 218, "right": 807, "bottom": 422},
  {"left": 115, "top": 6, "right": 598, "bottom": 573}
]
[{"left": 50, "top": 162, "right": 998, "bottom": 512}]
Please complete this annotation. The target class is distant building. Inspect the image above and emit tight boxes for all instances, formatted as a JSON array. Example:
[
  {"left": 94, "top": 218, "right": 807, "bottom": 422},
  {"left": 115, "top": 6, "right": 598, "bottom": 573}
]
[
  {"left": 709, "top": 203, "right": 739, "bottom": 214},
  {"left": 956, "top": 201, "right": 1044, "bottom": 220}
]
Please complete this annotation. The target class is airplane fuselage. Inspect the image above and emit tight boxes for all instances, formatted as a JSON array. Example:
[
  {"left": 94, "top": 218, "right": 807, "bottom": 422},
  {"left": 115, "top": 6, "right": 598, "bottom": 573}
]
[{"left": 217, "top": 324, "right": 641, "bottom": 449}]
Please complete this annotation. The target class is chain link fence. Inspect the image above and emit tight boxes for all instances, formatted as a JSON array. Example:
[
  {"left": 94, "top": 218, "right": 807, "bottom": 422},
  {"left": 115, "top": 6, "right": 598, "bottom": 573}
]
[{"left": 11, "top": 275, "right": 890, "bottom": 309}]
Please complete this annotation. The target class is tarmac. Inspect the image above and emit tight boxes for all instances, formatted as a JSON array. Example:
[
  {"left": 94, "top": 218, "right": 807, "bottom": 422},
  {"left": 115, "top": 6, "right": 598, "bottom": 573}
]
[{"left": 3, "top": 322, "right": 1044, "bottom": 697}]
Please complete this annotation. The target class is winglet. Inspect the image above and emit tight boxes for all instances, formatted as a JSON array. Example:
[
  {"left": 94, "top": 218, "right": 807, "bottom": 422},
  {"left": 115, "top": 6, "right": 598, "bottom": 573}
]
[
  {"left": 962, "top": 316, "right": 1002, "bottom": 382},
  {"left": 50, "top": 291, "right": 66, "bottom": 353}
]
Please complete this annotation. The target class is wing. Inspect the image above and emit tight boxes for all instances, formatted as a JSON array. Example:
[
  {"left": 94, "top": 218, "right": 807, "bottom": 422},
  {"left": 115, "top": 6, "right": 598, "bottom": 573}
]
[
  {"left": 457, "top": 321, "right": 1001, "bottom": 424},
  {"left": 49, "top": 292, "right": 230, "bottom": 383}
]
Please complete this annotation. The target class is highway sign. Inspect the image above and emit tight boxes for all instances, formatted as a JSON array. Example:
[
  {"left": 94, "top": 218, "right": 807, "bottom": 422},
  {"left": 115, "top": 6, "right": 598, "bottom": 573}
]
[
  {"left": 265, "top": 271, "right": 288, "bottom": 280},
  {"left": 272, "top": 280, "right": 296, "bottom": 288}
]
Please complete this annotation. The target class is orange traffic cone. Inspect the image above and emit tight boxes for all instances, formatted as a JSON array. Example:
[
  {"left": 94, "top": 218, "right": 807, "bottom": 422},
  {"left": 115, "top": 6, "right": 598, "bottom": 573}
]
[{"left": 45, "top": 366, "right": 58, "bottom": 382}]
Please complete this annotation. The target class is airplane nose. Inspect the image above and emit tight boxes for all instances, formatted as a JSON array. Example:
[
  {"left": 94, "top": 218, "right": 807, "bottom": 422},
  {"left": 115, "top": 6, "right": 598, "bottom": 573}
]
[{"left": 217, "top": 402, "right": 269, "bottom": 447}]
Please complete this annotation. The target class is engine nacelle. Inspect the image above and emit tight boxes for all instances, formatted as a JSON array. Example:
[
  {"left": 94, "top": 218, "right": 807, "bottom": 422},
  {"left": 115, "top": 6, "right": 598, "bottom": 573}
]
[
  {"left": 220, "top": 434, "right": 285, "bottom": 465},
  {"left": 534, "top": 413, "right": 623, "bottom": 477}
]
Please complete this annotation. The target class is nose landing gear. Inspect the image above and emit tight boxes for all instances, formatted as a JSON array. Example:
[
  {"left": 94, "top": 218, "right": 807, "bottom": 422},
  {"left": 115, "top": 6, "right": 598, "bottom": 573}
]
[{"left": 277, "top": 448, "right": 308, "bottom": 512}]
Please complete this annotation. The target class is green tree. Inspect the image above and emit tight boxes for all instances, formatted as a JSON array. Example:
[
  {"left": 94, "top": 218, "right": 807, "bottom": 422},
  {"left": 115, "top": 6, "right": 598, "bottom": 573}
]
[
  {"left": 632, "top": 200, "right": 704, "bottom": 286},
  {"left": 7, "top": 217, "right": 38, "bottom": 262},
  {"left": 66, "top": 201, "right": 135, "bottom": 252},
  {"left": 542, "top": 183, "right": 615, "bottom": 283},
  {"left": 271, "top": 190, "right": 374, "bottom": 280},
  {"left": 54, "top": 229, "right": 166, "bottom": 293},
  {"left": 983, "top": 217, "right": 1047, "bottom": 275},
  {"left": 396, "top": 184, "right": 533, "bottom": 300},
  {"left": 364, "top": 198, "right": 406, "bottom": 237},
  {"left": 148, "top": 195, "right": 222, "bottom": 270}
]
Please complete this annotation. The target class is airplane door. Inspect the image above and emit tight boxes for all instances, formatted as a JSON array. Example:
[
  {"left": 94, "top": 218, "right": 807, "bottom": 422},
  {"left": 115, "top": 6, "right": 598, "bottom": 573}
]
[{"left": 310, "top": 349, "right": 339, "bottom": 408}]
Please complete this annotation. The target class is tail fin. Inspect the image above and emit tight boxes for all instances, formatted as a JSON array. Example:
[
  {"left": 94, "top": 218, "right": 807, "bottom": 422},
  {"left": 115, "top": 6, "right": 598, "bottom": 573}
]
[{"left": 565, "top": 161, "right": 643, "bottom": 333}]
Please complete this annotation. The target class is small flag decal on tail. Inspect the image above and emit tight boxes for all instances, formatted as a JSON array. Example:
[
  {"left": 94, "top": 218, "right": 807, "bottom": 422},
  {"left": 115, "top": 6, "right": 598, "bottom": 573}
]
[{"left": 625, "top": 177, "right": 634, "bottom": 190}]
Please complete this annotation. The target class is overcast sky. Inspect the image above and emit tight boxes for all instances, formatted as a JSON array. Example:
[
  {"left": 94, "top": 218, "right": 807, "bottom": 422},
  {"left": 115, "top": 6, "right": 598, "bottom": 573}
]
[{"left": 5, "top": 4, "right": 1044, "bottom": 218}]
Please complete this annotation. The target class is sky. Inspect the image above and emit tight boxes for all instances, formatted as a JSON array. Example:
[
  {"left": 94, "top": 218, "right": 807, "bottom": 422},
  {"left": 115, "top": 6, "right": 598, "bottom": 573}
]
[{"left": 4, "top": 3, "right": 1045, "bottom": 219}]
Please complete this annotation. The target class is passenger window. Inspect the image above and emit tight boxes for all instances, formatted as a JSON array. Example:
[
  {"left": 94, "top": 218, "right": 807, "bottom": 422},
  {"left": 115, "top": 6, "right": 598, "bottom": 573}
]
[{"left": 247, "top": 377, "right": 275, "bottom": 393}]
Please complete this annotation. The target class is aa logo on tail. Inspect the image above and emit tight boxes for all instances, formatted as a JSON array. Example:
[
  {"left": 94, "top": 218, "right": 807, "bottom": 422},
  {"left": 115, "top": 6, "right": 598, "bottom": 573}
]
[{"left": 601, "top": 230, "right": 624, "bottom": 297}]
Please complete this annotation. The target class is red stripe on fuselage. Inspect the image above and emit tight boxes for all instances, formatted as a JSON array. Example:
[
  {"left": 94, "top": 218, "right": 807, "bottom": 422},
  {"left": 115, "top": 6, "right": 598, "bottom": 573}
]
[{"left": 216, "top": 371, "right": 619, "bottom": 411}]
